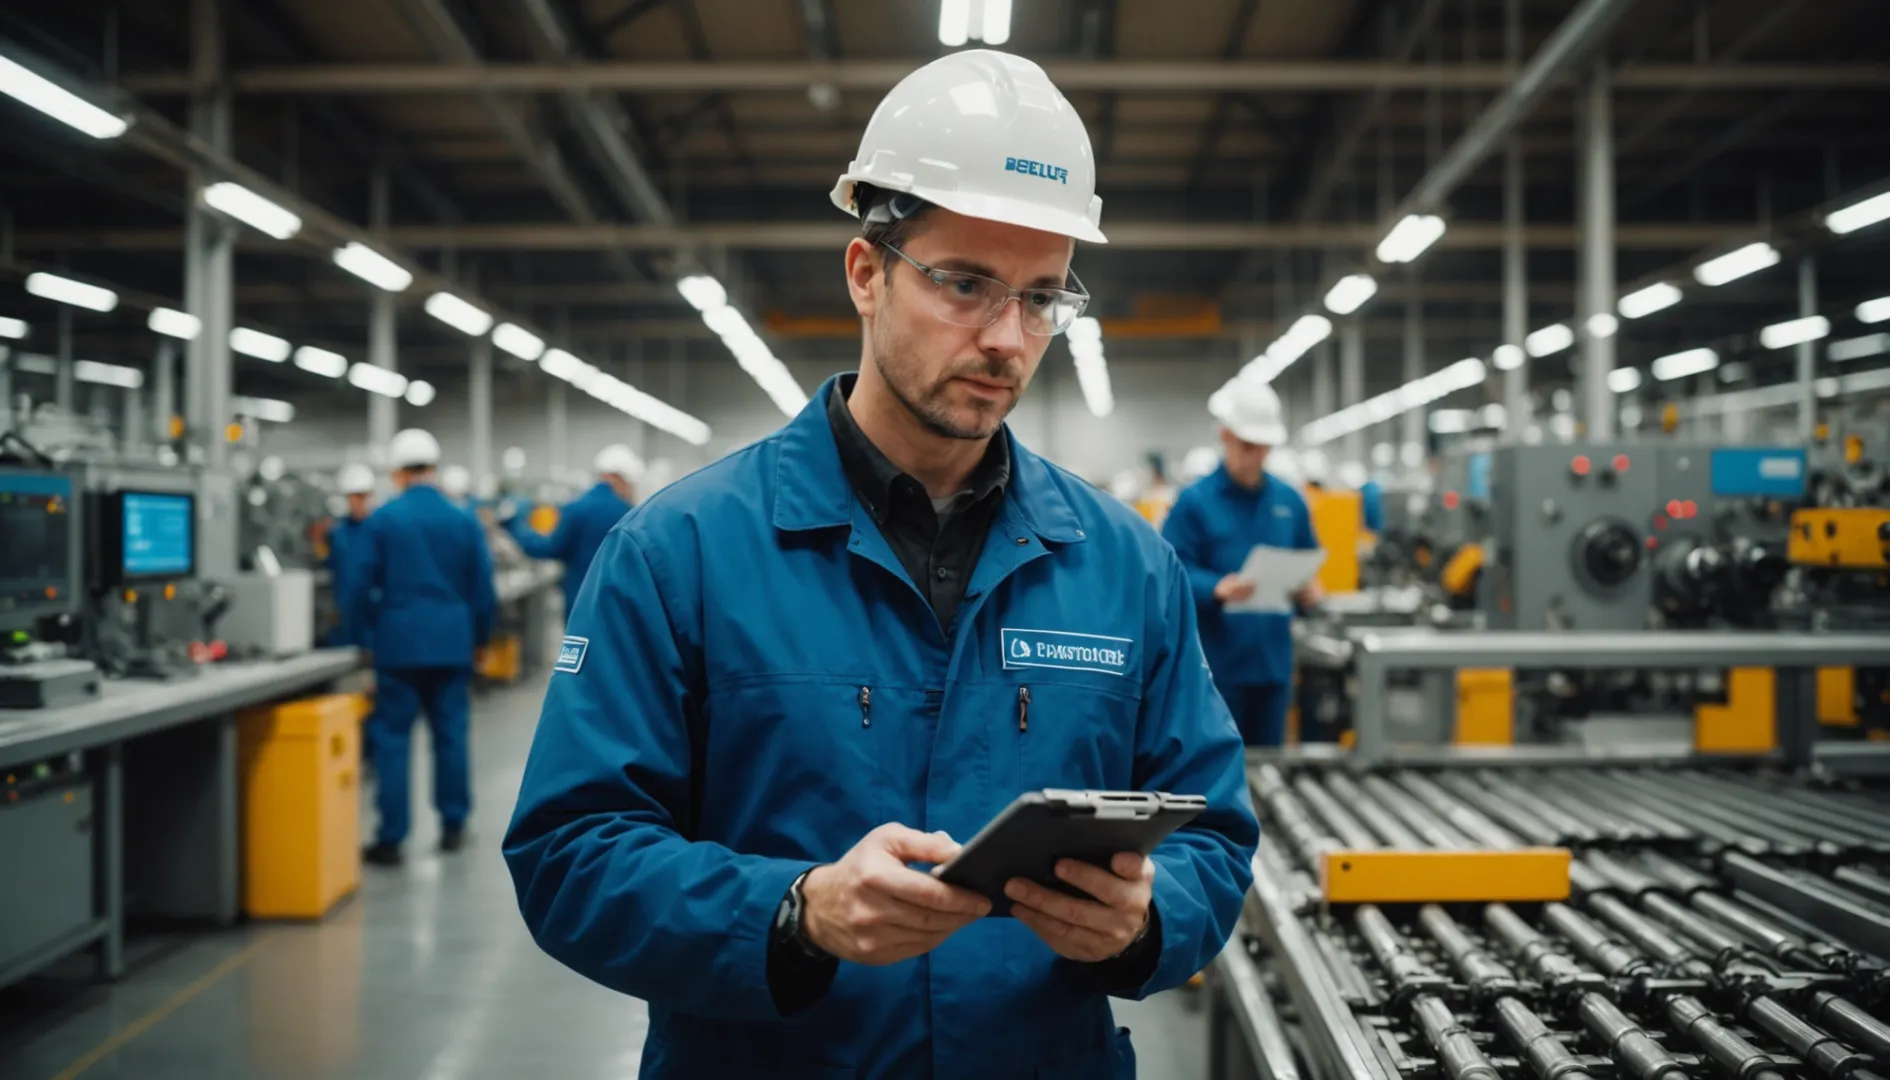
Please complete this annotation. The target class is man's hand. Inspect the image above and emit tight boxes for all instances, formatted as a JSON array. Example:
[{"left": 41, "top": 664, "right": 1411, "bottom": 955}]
[
  {"left": 801, "top": 824, "right": 991, "bottom": 966},
  {"left": 1213, "top": 574, "right": 1256, "bottom": 604},
  {"left": 1293, "top": 578, "right": 1325, "bottom": 609},
  {"left": 1005, "top": 853, "right": 1155, "bottom": 963}
]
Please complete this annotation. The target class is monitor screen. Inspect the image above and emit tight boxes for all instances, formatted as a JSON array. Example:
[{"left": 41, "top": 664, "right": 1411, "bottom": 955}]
[
  {"left": 0, "top": 470, "right": 78, "bottom": 628},
  {"left": 121, "top": 492, "right": 195, "bottom": 579}
]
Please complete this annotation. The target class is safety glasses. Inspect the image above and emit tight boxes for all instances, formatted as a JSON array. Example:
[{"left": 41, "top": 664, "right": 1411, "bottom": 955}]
[{"left": 880, "top": 242, "right": 1090, "bottom": 337}]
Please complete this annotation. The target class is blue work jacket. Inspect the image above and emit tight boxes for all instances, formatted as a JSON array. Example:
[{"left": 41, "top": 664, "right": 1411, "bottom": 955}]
[
  {"left": 344, "top": 484, "right": 497, "bottom": 671},
  {"left": 504, "top": 377, "right": 1258, "bottom": 1080},
  {"left": 1361, "top": 480, "right": 1385, "bottom": 533},
  {"left": 322, "top": 516, "right": 373, "bottom": 649},
  {"left": 508, "top": 482, "right": 630, "bottom": 606},
  {"left": 1161, "top": 467, "right": 1319, "bottom": 689}
]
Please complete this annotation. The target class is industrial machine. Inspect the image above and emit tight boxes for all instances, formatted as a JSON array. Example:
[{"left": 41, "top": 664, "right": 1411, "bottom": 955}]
[
  {"left": 0, "top": 465, "right": 101, "bottom": 708},
  {"left": 85, "top": 479, "right": 230, "bottom": 680}
]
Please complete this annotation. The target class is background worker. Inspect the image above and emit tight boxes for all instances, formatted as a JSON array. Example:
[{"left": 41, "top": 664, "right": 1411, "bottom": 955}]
[
  {"left": 1162, "top": 374, "right": 1323, "bottom": 747},
  {"left": 317, "top": 462, "right": 377, "bottom": 649},
  {"left": 346, "top": 428, "right": 497, "bottom": 867},
  {"left": 505, "top": 49, "right": 1256, "bottom": 1079},
  {"left": 506, "top": 444, "right": 639, "bottom": 621}
]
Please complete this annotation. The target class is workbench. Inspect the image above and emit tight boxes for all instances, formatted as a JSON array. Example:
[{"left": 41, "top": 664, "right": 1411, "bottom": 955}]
[{"left": 0, "top": 649, "right": 362, "bottom": 991}]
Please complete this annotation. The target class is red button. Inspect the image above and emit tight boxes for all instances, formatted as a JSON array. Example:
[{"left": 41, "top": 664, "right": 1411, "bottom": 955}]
[
  {"left": 1613, "top": 454, "right": 1631, "bottom": 473},
  {"left": 1655, "top": 515, "right": 1669, "bottom": 530},
  {"left": 1572, "top": 455, "right": 1592, "bottom": 476},
  {"left": 1442, "top": 491, "right": 1461, "bottom": 510},
  {"left": 1646, "top": 537, "right": 1660, "bottom": 550},
  {"left": 1667, "top": 500, "right": 1683, "bottom": 518},
  {"left": 1682, "top": 500, "right": 1698, "bottom": 519}
]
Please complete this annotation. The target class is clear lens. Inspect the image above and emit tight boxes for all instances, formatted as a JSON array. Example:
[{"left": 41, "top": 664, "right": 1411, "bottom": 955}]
[{"left": 925, "top": 272, "right": 1085, "bottom": 336}]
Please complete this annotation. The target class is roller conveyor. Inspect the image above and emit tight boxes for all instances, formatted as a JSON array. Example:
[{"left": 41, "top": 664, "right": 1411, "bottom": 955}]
[{"left": 1221, "top": 763, "right": 1890, "bottom": 1080}]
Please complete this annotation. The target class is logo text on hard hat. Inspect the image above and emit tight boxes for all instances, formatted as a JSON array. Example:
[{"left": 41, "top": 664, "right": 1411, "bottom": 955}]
[{"left": 1004, "top": 157, "right": 1069, "bottom": 185}]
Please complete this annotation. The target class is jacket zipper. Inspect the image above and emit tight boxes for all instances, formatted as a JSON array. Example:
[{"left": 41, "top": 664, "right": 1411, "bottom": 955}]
[
  {"left": 1017, "top": 686, "right": 1031, "bottom": 733},
  {"left": 859, "top": 686, "right": 872, "bottom": 728}
]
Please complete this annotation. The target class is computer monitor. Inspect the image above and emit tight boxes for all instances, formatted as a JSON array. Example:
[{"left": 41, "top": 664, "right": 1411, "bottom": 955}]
[
  {"left": 99, "top": 490, "right": 197, "bottom": 585},
  {"left": 0, "top": 468, "right": 82, "bottom": 634}
]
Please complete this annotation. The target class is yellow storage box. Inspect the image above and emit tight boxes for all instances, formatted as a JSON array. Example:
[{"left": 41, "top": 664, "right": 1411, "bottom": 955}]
[
  {"left": 238, "top": 694, "right": 370, "bottom": 920},
  {"left": 478, "top": 633, "right": 523, "bottom": 683}
]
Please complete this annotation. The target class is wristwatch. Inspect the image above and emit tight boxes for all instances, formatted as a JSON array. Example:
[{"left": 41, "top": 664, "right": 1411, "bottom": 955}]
[{"left": 773, "top": 868, "right": 831, "bottom": 960}]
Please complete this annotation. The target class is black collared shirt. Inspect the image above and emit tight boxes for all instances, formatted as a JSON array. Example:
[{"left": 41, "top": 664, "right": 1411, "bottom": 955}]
[{"left": 825, "top": 374, "right": 1011, "bottom": 633}]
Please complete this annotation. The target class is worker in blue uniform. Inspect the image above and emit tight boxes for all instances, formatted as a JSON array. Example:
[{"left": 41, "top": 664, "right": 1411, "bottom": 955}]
[
  {"left": 1361, "top": 477, "right": 1386, "bottom": 533},
  {"left": 318, "top": 462, "right": 377, "bottom": 648},
  {"left": 506, "top": 444, "right": 639, "bottom": 620},
  {"left": 505, "top": 50, "right": 1257, "bottom": 1080},
  {"left": 1162, "top": 375, "right": 1323, "bottom": 747},
  {"left": 347, "top": 429, "right": 498, "bottom": 867}
]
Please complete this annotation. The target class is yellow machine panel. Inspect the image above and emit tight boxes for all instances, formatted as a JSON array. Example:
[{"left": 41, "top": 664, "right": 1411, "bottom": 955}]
[
  {"left": 1306, "top": 488, "right": 1362, "bottom": 595},
  {"left": 1455, "top": 668, "right": 1515, "bottom": 746},
  {"left": 1821, "top": 667, "right": 1859, "bottom": 727},
  {"left": 1320, "top": 848, "right": 1572, "bottom": 904},
  {"left": 1789, "top": 507, "right": 1890, "bottom": 569},
  {"left": 1441, "top": 543, "right": 1485, "bottom": 598},
  {"left": 1694, "top": 667, "right": 1777, "bottom": 754}
]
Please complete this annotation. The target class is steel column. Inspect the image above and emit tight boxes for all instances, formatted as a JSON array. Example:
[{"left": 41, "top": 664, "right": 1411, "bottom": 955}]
[
  {"left": 366, "top": 167, "right": 398, "bottom": 452},
  {"left": 1796, "top": 259, "right": 1817, "bottom": 441},
  {"left": 56, "top": 308, "right": 74, "bottom": 411},
  {"left": 470, "top": 336, "right": 493, "bottom": 494},
  {"left": 548, "top": 382, "right": 568, "bottom": 475},
  {"left": 184, "top": 0, "right": 237, "bottom": 580},
  {"left": 1402, "top": 287, "right": 1425, "bottom": 453},
  {"left": 152, "top": 339, "right": 176, "bottom": 442},
  {"left": 1579, "top": 61, "right": 1616, "bottom": 440},
  {"left": 1502, "top": 0, "right": 1529, "bottom": 440},
  {"left": 1312, "top": 341, "right": 1336, "bottom": 424},
  {"left": 1341, "top": 320, "right": 1365, "bottom": 465}
]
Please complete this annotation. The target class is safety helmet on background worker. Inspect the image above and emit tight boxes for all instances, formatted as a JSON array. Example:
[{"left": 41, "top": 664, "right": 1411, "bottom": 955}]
[
  {"left": 387, "top": 429, "right": 442, "bottom": 471},
  {"left": 440, "top": 464, "right": 472, "bottom": 499},
  {"left": 337, "top": 463, "right": 376, "bottom": 496},
  {"left": 830, "top": 49, "right": 1106, "bottom": 244},
  {"left": 592, "top": 444, "right": 645, "bottom": 481},
  {"left": 1182, "top": 445, "right": 1222, "bottom": 481},
  {"left": 1208, "top": 374, "right": 1288, "bottom": 446}
]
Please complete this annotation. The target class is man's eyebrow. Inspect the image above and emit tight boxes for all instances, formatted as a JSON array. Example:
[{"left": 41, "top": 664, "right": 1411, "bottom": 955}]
[{"left": 930, "top": 258, "right": 1070, "bottom": 290}]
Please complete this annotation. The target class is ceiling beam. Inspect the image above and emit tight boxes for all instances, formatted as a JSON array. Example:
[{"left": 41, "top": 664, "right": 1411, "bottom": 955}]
[
  {"left": 14, "top": 221, "right": 1747, "bottom": 253},
  {"left": 116, "top": 62, "right": 1890, "bottom": 95}
]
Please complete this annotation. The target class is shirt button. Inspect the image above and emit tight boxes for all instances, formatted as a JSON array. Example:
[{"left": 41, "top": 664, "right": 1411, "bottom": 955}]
[{"left": 935, "top": 567, "right": 950, "bottom": 580}]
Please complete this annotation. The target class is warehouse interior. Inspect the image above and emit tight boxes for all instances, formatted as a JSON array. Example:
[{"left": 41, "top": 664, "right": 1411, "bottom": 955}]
[{"left": 0, "top": 0, "right": 1888, "bottom": 1077}]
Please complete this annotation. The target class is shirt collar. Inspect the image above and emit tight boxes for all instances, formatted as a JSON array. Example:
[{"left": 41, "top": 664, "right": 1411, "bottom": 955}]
[{"left": 825, "top": 373, "right": 1010, "bottom": 523}]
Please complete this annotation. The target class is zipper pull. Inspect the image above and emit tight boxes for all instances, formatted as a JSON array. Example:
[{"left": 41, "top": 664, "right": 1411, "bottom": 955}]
[
  {"left": 859, "top": 686, "right": 872, "bottom": 728},
  {"left": 1017, "top": 686, "right": 1031, "bottom": 733}
]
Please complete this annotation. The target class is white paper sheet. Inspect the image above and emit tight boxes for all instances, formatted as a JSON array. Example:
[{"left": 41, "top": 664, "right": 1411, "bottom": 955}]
[{"left": 1224, "top": 545, "right": 1327, "bottom": 613}]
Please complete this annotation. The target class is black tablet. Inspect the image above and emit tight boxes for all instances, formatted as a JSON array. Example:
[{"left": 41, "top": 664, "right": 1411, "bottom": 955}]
[{"left": 933, "top": 789, "right": 1207, "bottom": 916}]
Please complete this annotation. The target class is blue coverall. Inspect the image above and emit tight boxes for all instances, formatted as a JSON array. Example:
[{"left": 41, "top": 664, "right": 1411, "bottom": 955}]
[
  {"left": 346, "top": 483, "right": 497, "bottom": 847},
  {"left": 1361, "top": 479, "right": 1385, "bottom": 533},
  {"left": 506, "top": 481, "right": 631, "bottom": 619},
  {"left": 504, "top": 377, "right": 1258, "bottom": 1080},
  {"left": 319, "top": 516, "right": 371, "bottom": 649},
  {"left": 1161, "top": 466, "right": 1320, "bottom": 747}
]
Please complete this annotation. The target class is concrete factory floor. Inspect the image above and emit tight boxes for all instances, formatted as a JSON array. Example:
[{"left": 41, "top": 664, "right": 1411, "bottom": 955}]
[{"left": 0, "top": 671, "right": 1208, "bottom": 1080}]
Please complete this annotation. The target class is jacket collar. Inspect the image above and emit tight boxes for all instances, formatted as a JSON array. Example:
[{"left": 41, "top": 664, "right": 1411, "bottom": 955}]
[{"left": 773, "top": 372, "right": 1085, "bottom": 545}]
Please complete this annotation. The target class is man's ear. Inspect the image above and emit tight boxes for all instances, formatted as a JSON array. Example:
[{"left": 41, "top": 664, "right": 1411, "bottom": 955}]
[{"left": 844, "top": 237, "right": 882, "bottom": 319}]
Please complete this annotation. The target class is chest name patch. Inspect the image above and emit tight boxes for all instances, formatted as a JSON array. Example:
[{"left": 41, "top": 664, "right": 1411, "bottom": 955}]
[
  {"left": 1001, "top": 628, "right": 1135, "bottom": 677},
  {"left": 554, "top": 636, "right": 589, "bottom": 674}
]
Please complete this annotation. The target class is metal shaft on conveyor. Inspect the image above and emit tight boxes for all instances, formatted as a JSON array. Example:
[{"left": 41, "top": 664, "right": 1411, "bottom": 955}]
[
  {"left": 1418, "top": 906, "right": 1596, "bottom": 1080},
  {"left": 1431, "top": 772, "right": 1566, "bottom": 846},
  {"left": 1483, "top": 905, "right": 1687, "bottom": 1080},
  {"left": 1393, "top": 772, "right": 1523, "bottom": 850},
  {"left": 1806, "top": 993, "right": 1890, "bottom": 1063},
  {"left": 1743, "top": 996, "right": 1887, "bottom": 1080},
  {"left": 1355, "top": 906, "right": 1503, "bottom": 1080},
  {"left": 1290, "top": 774, "right": 1385, "bottom": 850},
  {"left": 1321, "top": 773, "right": 1425, "bottom": 848},
  {"left": 1544, "top": 903, "right": 1786, "bottom": 1080}
]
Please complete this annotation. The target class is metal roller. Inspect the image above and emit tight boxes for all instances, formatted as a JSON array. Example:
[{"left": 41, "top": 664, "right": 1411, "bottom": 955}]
[
  {"left": 1411, "top": 995, "right": 1505, "bottom": 1080},
  {"left": 1573, "top": 992, "right": 1692, "bottom": 1080},
  {"left": 1358, "top": 774, "right": 1472, "bottom": 850},
  {"left": 1393, "top": 772, "right": 1523, "bottom": 850},
  {"left": 1291, "top": 775, "right": 1385, "bottom": 851},
  {"left": 1431, "top": 773, "right": 1566, "bottom": 846},
  {"left": 1744, "top": 995, "right": 1887, "bottom": 1080},
  {"left": 1322, "top": 774, "right": 1426, "bottom": 849},
  {"left": 1806, "top": 993, "right": 1890, "bottom": 1063}
]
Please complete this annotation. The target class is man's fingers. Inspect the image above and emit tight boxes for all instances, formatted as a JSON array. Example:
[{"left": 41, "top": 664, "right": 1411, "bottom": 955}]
[
  {"left": 1004, "top": 878, "right": 1114, "bottom": 931},
  {"left": 876, "top": 824, "right": 961, "bottom": 866},
  {"left": 1053, "top": 858, "right": 1137, "bottom": 908},
  {"left": 1013, "top": 903, "right": 1116, "bottom": 959},
  {"left": 1112, "top": 852, "right": 1155, "bottom": 882},
  {"left": 864, "top": 858, "right": 991, "bottom": 917},
  {"left": 866, "top": 893, "right": 986, "bottom": 934}
]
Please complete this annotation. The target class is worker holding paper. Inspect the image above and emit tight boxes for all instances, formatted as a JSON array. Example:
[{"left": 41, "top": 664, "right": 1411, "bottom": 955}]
[{"left": 1162, "top": 374, "right": 1323, "bottom": 746}]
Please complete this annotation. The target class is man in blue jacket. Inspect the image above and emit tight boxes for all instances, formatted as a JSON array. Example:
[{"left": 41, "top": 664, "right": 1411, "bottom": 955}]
[
  {"left": 1162, "top": 375, "right": 1323, "bottom": 747},
  {"left": 505, "top": 50, "right": 1257, "bottom": 1080},
  {"left": 506, "top": 444, "right": 638, "bottom": 620},
  {"left": 348, "top": 428, "right": 498, "bottom": 866},
  {"left": 318, "top": 462, "right": 376, "bottom": 648}
]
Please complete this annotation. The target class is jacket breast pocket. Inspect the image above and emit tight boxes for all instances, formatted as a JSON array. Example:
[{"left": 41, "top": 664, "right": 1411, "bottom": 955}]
[{"left": 1008, "top": 677, "right": 1142, "bottom": 793}]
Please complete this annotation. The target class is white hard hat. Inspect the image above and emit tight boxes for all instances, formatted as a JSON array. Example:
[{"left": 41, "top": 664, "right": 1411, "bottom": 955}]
[
  {"left": 1208, "top": 375, "right": 1288, "bottom": 446},
  {"left": 592, "top": 443, "right": 645, "bottom": 480},
  {"left": 1182, "top": 445, "right": 1221, "bottom": 481},
  {"left": 387, "top": 429, "right": 442, "bottom": 470},
  {"left": 336, "top": 463, "right": 375, "bottom": 496},
  {"left": 440, "top": 464, "right": 472, "bottom": 498},
  {"left": 831, "top": 50, "right": 1106, "bottom": 244},
  {"left": 1337, "top": 461, "right": 1369, "bottom": 489}
]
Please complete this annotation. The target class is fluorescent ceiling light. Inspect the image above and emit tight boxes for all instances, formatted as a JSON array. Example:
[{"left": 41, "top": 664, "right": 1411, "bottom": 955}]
[
  {"left": 1584, "top": 313, "right": 1618, "bottom": 340},
  {"left": 1617, "top": 282, "right": 1683, "bottom": 319},
  {"left": 230, "top": 327, "right": 291, "bottom": 362},
  {"left": 0, "top": 55, "right": 127, "bottom": 139},
  {"left": 539, "top": 348, "right": 599, "bottom": 388},
  {"left": 25, "top": 271, "right": 117, "bottom": 313},
  {"left": 147, "top": 307, "right": 201, "bottom": 341},
  {"left": 405, "top": 380, "right": 436, "bottom": 407},
  {"left": 293, "top": 345, "right": 349, "bottom": 378},
  {"left": 1524, "top": 323, "right": 1574, "bottom": 358},
  {"left": 231, "top": 395, "right": 294, "bottom": 423},
  {"left": 1323, "top": 274, "right": 1378, "bottom": 315},
  {"left": 332, "top": 242, "right": 413, "bottom": 292},
  {"left": 601, "top": 380, "right": 712, "bottom": 446},
  {"left": 1828, "top": 334, "right": 1890, "bottom": 363},
  {"left": 1492, "top": 344, "right": 1524, "bottom": 371},
  {"left": 202, "top": 181, "right": 302, "bottom": 240},
  {"left": 1652, "top": 347, "right": 1719, "bottom": 381},
  {"left": 1825, "top": 191, "right": 1890, "bottom": 235},
  {"left": 939, "top": 0, "right": 970, "bottom": 46},
  {"left": 982, "top": 0, "right": 1013, "bottom": 46},
  {"left": 1693, "top": 242, "right": 1779, "bottom": 287},
  {"left": 1759, "top": 314, "right": 1831, "bottom": 350},
  {"left": 1375, "top": 214, "right": 1446, "bottom": 264},
  {"left": 1428, "top": 410, "right": 1472, "bottom": 434},
  {"left": 0, "top": 316, "right": 27, "bottom": 340},
  {"left": 1855, "top": 296, "right": 1890, "bottom": 325},
  {"left": 677, "top": 275, "right": 728, "bottom": 312},
  {"left": 491, "top": 322, "right": 546, "bottom": 361},
  {"left": 347, "top": 363, "right": 408, "bottom": 398},
  {"left": 1478, "top": 403, "right": 1507, "bottom": 429},
  {"left": 1067, "top": 318, "right": 1111, "bottom": 418},
  {"left": 423, "top": 292, "right": 494, "bottom": 337},
  {"left": 73, "top": 359, "right": 141, "bottom": 389},
  {"left": 1067, "top": 315, "right": 1102, "bottom": 345},
  {"left": 1607, "top": 367, "right": 1644, "bottom": 394}
]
